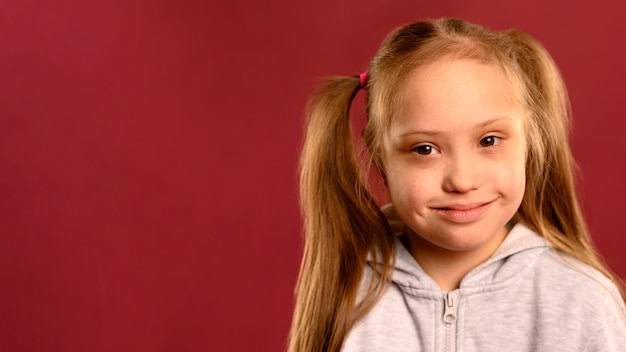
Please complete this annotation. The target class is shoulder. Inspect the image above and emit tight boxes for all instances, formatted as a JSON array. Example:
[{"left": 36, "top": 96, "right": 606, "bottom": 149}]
[
  {"left": 535, "top": 249, "right": 622, "bottom": 302},
  {"left": 345, "top": 264, "right": 425, "bottom": 352},
  {"left": 505, "top": 224, "right": 622, "bottom": 307},
  {"left": 532, "top": 250, "right": 626, "bottom": 349}
]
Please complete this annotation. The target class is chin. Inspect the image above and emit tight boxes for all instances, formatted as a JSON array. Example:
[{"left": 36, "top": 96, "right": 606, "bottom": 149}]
[{"left": 412, "top": 224, "right": 506, "bottom": 253}]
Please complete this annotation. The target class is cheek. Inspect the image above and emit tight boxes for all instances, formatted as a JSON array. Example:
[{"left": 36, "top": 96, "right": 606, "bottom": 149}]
[
  {"left": 385, "top": 167, "right": 434, "bottom": 208},
  {"left": 502, "top": 151, "right": 527, "bottom": 200},
  {"left": 511, "top": 167, "right": 526, "bottom": 198}
]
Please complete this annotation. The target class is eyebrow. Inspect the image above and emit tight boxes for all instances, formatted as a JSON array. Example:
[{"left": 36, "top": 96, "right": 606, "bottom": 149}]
[{"left": 399, "top": 117, "right": 514, "bottom": 137}]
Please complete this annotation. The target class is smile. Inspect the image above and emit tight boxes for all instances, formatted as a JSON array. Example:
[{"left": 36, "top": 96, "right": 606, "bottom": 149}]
[{"left": 433, "top": 200, "right": 495, "bottom": 223}]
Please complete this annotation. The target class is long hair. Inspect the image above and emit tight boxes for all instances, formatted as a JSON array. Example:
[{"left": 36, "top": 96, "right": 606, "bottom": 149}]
[
  {"left": 288, "top": 76, "right": 395, "bottom": 352},
  {"left": 288, "top": 18, "right": 624, "bottom": 352}
]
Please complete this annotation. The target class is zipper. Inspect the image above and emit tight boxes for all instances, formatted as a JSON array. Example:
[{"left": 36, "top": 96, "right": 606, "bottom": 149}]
[{"left": 443, "top": 291, "right": 459, "bottom": 352}]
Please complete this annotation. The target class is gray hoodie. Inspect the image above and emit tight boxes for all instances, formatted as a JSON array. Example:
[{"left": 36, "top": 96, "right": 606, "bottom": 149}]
[{"left": 343, "top": 223, "right": 626, "bottom": 351}]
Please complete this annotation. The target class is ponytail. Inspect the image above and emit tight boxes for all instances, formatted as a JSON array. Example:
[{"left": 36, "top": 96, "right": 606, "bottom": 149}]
[
  {"left": 504, "top": 30, "right": 625, "bottom": 299},
  {"left": 288, "top": 77, "right": 395, "bottom": 352}
]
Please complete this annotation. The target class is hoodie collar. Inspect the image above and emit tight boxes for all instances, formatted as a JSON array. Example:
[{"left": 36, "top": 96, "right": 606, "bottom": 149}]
[{"left": 370, "top": 222, "right": 550, "bottom": 294}]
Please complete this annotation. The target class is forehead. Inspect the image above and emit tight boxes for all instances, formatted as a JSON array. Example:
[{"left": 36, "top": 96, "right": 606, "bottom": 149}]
[{"left": 392, "top": 58, "right": 524, "bottom": 132}]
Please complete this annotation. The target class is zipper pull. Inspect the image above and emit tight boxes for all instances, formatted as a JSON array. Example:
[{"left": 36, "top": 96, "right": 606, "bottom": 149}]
[{"left": 443, "top": 292, "right": 458, "bottom": 324}]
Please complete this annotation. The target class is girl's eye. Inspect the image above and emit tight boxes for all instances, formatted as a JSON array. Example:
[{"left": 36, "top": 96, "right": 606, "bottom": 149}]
[
  {"left": 479, "top": 136, "right": 500, "bottom": 147},
  {"left": 413, "top": 145, "right": 438, "bottom": 155}
]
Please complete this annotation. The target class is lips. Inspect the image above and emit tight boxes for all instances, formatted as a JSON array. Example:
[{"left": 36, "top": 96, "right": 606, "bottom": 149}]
[
  {"left": 433, "top": 200, "right": 495, "bottom": 223},
  {"left": 437, "top": 202, "right": 490, "bottom": 211}
]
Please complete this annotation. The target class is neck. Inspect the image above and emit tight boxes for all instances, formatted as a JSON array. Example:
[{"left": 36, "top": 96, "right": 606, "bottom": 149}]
[{"left": 404, "top": 228, "right": 507, "bottom": 291}]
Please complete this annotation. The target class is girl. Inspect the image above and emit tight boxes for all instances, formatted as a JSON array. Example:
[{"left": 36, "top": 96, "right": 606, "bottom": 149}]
[{"left": 288, "top": 18, "right": 626, "bottom": 351}]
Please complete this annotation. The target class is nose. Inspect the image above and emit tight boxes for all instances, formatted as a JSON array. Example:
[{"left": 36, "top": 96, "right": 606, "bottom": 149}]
[{"left": 442, "top": 153, "right": 481, "bottom": 193}]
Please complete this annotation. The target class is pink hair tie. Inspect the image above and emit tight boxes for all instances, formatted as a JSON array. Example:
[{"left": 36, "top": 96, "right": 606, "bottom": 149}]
[{"left": 359, "top": 71, "right": 368, "bottom": 88}]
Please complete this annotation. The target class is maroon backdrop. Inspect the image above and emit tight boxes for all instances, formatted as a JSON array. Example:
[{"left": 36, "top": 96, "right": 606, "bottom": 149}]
[{"left": 1, "top": 0, "right": 624, "bottom": 351}]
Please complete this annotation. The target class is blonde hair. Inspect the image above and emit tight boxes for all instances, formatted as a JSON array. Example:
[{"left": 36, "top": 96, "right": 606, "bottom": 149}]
[{"left": 288, "top": 18, "right": 624, "bottom": 352}]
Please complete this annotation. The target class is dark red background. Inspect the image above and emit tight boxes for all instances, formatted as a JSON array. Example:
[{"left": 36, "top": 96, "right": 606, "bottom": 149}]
[{"left": 1, "top": 0, "right": 624, "bottom": 351}]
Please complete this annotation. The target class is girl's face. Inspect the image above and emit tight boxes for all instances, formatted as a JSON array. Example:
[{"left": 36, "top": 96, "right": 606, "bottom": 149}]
[{"left": 383, "top": 58, "right": 526, "bottom": 262}]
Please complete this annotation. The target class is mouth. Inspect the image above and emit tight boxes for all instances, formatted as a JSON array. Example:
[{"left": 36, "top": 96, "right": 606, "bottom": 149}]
[
  {"left": 433, "top": 200, "right": 496, "bottom": 223},
  {"left": 436, "top": 201, "right": 493, "bottom": 211}
]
